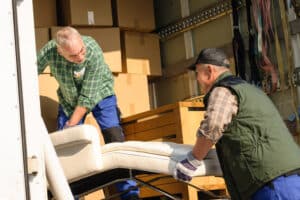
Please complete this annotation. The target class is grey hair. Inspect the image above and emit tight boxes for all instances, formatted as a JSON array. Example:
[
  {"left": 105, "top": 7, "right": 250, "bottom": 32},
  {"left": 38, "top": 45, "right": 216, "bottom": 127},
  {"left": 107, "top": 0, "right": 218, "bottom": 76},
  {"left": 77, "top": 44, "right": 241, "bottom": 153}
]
[{"left": 55, "top": 26, "right": 81, "bottom": 48}]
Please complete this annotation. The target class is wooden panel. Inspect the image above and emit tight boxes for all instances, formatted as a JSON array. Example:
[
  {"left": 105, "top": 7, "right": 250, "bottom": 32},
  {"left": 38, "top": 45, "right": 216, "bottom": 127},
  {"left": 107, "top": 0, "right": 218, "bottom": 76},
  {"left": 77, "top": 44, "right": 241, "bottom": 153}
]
[
  {"left": 122, "top": 103, "right": 177, "bottom": 123},
  {"left": 124, "top": 111, "right": 176, "bottom": 135},
  {"left": 122, "top": 102, "right": 203, "bottom": 122},
  {"left": 138, "top": 175, "right": 226, "bottom": 199},
  {"left": 139, "top": 181, "right": 184, "bottom": 198},
  {"left": 82, "top": 189, "right": 105, "bottom": 200},
  {"left": 122, "top": 123, "right": 135, "bottom": 136},
  {"left": 191, "top": 176, "right": 226, "bottom": 190},
  {"left": 126, "top": 123, "right": 179, "bottom": 141},
  {"left": 122, "top": 102, "right": 205, "bottom": 142},
  {"left": 178, "top": 105, "right": 206, "bottom": 145}
]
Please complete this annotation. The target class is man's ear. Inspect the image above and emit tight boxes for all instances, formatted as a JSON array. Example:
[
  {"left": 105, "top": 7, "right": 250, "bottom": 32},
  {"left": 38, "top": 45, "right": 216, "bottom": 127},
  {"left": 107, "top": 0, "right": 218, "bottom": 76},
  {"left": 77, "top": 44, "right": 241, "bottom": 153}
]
[
  {"left": 57, "top": 45, "right": 64, "bottom": 56},
  {"left": 207, "top": 65, "right": 214, "bottom": 79}
]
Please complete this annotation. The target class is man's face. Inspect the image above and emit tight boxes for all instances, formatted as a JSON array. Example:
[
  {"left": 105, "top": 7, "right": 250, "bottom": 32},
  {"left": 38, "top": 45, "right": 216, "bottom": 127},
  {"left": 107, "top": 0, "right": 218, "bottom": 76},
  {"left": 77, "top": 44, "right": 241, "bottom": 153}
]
[
  {"left": 195, "top": 64, "right": 215, "bottom": 94},
  {"left": 58, "top": 36, "right": 86, "bottom": 64}
]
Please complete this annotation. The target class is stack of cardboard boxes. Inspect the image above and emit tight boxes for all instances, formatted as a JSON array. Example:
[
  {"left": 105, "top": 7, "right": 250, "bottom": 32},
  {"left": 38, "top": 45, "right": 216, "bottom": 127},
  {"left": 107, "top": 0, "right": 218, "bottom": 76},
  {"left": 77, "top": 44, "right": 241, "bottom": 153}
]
[{"left": 34, "top": 0, "right": 162, "bottom": 134}]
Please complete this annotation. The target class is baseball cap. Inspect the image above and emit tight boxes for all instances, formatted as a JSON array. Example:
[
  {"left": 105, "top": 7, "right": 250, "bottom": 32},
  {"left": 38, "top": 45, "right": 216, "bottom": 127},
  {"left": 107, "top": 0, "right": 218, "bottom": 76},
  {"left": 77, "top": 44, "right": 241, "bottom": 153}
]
[{"left": 188, "top": 48, "right": 230, "bottom": 70}]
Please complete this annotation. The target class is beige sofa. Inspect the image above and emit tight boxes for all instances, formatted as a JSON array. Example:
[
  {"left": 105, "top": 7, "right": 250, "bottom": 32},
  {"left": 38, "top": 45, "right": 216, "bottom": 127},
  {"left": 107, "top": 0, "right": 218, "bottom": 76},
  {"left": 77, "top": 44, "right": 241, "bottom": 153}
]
[{"left": 49, "top": 125, "right": 222, "bottom": 198}]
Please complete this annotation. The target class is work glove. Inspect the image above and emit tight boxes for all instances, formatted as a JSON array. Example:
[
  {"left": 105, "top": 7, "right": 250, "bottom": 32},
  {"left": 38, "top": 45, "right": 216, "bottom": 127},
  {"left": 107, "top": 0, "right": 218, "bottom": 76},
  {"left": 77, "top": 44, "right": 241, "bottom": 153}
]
[{"left": 174, "top": 151, "right": 202, "bottom": 182}]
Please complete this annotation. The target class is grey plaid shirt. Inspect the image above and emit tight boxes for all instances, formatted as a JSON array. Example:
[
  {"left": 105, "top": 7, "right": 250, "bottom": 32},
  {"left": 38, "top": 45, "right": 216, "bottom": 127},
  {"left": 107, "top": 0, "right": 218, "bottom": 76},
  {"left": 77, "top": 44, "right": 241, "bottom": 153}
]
[
  {"left": 197, "top": 87, "right": 238, "bottom": 142},
  {"left": 37, "top": 36, "right": 114, "bottom": 117}
]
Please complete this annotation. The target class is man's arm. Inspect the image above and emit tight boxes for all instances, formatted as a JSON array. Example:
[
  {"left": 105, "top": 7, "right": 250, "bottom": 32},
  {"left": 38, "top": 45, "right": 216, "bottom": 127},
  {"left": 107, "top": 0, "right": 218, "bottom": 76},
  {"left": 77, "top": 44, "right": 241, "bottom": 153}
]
[
  {"left": 77, "top": 39, "right": 113, "bottom": 113},
  {"left": 192, "top": 135, "right": 214, "bottom": 160},
  {"left": 173, "top": 135, "right": 215, "bottom": 182},
  {"left": 65, "top": 106, "right": 87, "bottom": 127},
  {"left": 174, "top": 87, "right": 238, "bottom": 181}
]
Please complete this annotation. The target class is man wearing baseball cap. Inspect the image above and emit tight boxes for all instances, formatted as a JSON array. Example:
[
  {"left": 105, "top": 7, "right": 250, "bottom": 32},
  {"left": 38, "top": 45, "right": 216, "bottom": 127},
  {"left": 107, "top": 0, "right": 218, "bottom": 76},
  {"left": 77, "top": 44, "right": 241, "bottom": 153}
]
[{"left": 173, "top": 48, "right": 300, "bottom": 199}]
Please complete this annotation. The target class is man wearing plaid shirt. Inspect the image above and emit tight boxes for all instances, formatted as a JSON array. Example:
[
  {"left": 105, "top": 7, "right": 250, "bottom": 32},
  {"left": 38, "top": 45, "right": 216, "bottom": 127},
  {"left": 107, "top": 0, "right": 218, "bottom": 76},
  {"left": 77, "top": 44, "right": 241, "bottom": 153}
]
[
  {"left": 37, "top": 26, "right": 139, "bottom": 200},
  {"left": 173, "top": 48, "right": 300, "bottom": 199}
]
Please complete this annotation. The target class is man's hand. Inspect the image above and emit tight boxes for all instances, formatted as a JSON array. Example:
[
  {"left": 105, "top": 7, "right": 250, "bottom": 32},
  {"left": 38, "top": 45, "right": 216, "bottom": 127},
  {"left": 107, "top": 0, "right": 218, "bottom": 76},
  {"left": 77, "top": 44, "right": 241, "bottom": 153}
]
[
  {"left": 63, "top": 121, "right": 75, "bottom": 129},
  {"left": 174, "top": 151, "right": 203, "bottom": 182}
]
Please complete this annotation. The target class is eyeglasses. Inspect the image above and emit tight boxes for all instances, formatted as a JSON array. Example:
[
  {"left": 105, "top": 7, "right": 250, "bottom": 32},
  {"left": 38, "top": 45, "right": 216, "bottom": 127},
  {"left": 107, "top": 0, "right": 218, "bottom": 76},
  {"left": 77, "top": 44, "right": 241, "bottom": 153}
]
[{"left": 65, "top": 45, "right": 86, "bottom": 59}]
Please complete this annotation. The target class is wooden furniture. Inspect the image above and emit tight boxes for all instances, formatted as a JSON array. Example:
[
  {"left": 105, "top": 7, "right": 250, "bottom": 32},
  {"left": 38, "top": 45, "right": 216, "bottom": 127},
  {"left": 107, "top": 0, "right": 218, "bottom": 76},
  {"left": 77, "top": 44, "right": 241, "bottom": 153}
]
[
  {"left": 122, "top": 101, "right": 205, "bottom": 145},
  {"left": 121, "top": 101, "right": 227, "bottom": 200}
]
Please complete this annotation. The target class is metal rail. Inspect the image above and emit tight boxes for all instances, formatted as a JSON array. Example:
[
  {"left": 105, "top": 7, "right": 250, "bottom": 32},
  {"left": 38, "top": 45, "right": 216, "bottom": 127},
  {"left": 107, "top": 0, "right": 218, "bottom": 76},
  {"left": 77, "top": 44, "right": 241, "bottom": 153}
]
[{"left": 156, "top": 0, "right": 244, "bottom": 40}]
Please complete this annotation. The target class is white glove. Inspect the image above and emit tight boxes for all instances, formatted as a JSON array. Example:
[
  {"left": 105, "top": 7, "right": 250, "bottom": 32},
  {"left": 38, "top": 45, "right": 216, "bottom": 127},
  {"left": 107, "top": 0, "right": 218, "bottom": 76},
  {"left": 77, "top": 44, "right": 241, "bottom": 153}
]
[{"left": 174, "top": 151, "right": 202, "bottom": 182}]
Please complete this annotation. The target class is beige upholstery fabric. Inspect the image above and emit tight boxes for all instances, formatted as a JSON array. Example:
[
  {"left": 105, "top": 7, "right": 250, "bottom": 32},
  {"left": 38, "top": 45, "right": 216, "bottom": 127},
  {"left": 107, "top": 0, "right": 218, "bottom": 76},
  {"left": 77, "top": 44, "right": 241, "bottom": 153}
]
[
  {"left": 101, "top": 141, "right": 221, "bottom": 176},
  {"left": 50, "top": 125, "right": 222, "bottom": 183},
  {"left": 50, "top": 125, "right": 103, "bottom": 182}
]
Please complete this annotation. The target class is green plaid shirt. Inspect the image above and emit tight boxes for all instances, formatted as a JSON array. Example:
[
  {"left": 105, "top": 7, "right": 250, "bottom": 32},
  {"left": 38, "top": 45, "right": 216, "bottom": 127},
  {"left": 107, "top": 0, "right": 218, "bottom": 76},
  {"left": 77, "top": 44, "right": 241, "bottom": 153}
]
[{"left": 37, "top": 36, "right": 114, "bottom": 117}]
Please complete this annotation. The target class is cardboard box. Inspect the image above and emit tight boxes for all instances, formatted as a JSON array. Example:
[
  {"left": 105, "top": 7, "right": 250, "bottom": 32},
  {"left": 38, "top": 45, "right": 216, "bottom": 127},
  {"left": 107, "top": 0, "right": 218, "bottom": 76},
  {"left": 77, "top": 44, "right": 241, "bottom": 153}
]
[
  {"left": 50, "top": 27, "right": 122, "bottom": 72},
  {"left": 154, "top": 72, "right": 199, "bottom": 107},
  {"left": 122, "top": 31, "right": 162, "bottom": 76},
  {"left": 33, "top": 0, "right": 57, "bottom": 27},
  {"left": 161, "top": 34, "right": 186, "bottom": 67},
  {"left": 114, "top": 73, "right": 150, "bottom": 117},
  {"left": 57, "top": 0, "right": 113, "bottom": 26},
  {"left": 113, "top": 0, "right": 155, "bottom": 32},
  {"left": 76, "top": 28, "right": 122, "bottom": 72},
  {"left": 35, "top": 28, "right": 50, "bottom": 52},
  {"left": 192, "top": 15, "right": 233, "bottom": 54}
]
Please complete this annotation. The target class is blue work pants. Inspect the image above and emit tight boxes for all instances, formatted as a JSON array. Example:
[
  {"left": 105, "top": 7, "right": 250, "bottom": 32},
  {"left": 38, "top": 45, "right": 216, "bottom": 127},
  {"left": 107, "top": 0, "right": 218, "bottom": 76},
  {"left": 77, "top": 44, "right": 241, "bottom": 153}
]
[{"left": 252, "top": 174, "right": 300, "bottom": 200}]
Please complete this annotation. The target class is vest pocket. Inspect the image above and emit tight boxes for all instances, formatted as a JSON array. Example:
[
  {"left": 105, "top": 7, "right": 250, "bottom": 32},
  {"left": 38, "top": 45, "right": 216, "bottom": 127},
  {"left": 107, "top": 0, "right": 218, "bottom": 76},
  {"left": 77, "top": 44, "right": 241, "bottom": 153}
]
[{"left": 230, "top": 154, "right": 256, "bottom": 193}]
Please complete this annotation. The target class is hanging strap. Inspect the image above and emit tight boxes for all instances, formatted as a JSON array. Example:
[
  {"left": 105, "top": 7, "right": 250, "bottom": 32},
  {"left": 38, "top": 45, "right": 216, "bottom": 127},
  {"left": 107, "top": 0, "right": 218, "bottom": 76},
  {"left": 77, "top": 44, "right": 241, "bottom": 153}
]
[
  {"left": 279, "top": 0, "right": 300, "bottom": 134},
  {"left": 292, "top": 0, "right": 300, "bottom": 17},
  {"left": 246, "top": 0, "right": 261, "bottom": 85},
  {"left": 232, "top": 0, "right": 246, "bottom": 80},
  {"left": 252, "top": 0, "right": 278, "bottom": 94},
  {"left": 271, "top": 0, "right": 286, "bottom": 91}
]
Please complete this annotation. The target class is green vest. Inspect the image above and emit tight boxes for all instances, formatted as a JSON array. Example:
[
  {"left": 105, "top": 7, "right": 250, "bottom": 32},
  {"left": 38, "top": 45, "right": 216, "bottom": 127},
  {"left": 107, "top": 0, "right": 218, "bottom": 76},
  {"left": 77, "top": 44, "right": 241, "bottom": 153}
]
[{"left": 204, "top": 72, "right": 300, "bottom": 200}]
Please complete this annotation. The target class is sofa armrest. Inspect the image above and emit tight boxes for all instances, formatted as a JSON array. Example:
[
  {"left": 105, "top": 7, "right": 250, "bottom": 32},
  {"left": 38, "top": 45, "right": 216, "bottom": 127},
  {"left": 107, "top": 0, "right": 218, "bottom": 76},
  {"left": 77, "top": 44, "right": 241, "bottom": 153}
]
[{"left": 50, "top": 125, "right": 99, "bottom": 150}]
